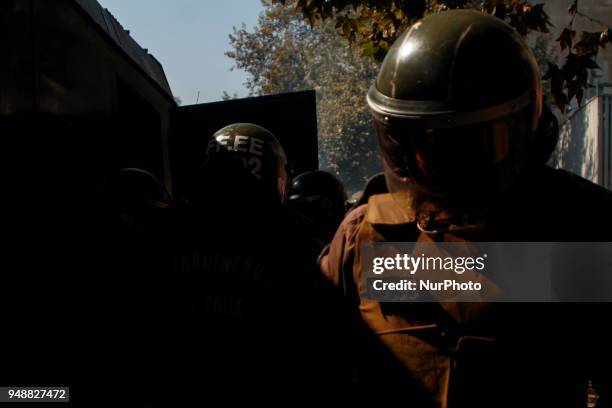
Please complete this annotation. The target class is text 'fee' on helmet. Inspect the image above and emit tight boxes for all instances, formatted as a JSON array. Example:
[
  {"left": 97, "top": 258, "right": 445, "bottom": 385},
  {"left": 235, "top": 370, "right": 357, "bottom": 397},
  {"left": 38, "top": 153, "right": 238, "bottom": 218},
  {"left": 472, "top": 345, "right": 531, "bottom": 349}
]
[{"left": 206, "top": 123, "right": 290, "bottom": 202}]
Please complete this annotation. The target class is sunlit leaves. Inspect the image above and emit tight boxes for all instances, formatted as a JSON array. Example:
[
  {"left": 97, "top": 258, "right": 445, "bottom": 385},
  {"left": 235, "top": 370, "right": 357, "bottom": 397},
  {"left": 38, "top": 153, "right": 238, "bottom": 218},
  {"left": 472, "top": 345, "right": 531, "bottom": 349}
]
[
  {"left": 551, "top": 29, "right": 607, "bottom": 110},
  {"left": 275, "top": 0, "right": 609, "bottom": 112},
  {"left": 273, "top": 0, "right": 551, "bottom": 61}
]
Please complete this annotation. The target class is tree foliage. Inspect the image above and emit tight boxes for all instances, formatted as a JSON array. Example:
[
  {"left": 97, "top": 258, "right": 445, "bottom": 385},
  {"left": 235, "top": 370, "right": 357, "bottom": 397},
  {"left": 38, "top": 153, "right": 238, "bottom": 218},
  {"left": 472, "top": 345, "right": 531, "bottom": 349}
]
[
  {"left": 274, "top": 0, "right": 611, "bottom": 112},
  {"left": 545, "top": 2, "right": 611, "bottom": 112},
  {"left": 226, "top": 0, "right": 610, "bottom": 192},
  {"left": 226, "top": 1, "right": 381, "bottom": 192}
]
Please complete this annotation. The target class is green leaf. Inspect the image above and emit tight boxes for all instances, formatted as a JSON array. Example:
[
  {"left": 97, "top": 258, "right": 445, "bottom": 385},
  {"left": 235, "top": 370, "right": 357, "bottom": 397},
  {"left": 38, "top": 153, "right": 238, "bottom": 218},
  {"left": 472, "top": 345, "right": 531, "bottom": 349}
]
[
  {"left": 556, "top": 28, "right": 575, "bottom": 52},
  {"left": 574, "top": 31, "right": 602, "bottom": 57}
]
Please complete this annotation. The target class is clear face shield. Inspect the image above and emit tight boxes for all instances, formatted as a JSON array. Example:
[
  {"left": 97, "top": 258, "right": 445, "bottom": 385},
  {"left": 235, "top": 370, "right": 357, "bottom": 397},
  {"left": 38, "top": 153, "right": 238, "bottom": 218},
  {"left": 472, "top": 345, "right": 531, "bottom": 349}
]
[{"left": 373, "top": 108, "right": 536, "bottom": 233}]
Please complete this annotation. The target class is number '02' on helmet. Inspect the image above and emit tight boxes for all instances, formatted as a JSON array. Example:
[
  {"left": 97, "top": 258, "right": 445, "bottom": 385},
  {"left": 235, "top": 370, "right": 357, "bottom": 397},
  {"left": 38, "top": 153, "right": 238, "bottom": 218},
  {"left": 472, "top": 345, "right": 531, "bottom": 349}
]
[
  {"left": 367, "top": 10, "right": 544, "bottom": 202},
  {"left": 206, "top": 123, "right": 290, "bottom": 201}
]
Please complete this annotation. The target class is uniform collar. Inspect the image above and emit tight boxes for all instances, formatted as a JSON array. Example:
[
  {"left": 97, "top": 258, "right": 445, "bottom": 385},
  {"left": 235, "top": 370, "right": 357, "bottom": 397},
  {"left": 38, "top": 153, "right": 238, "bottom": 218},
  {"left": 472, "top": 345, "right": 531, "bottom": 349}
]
[{"left": 366, "top": 193, "right": 416, "bottom": 226}]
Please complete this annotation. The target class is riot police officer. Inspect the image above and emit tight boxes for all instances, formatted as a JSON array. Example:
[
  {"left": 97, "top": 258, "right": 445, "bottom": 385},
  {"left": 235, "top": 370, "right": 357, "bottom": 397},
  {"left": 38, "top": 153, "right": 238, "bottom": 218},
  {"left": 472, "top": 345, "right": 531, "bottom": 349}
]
[
  {"left": 101, "top": 167, "right": 171, "bottom": 233},
  {"left": 288, "top": 170, "right": 347, "bottom": 244},
  {"left": 321, "top": 10, "right": 612, "bottom": 407},
  {"left": 167, "top": 123, "right": 349, "bottom": 404}
]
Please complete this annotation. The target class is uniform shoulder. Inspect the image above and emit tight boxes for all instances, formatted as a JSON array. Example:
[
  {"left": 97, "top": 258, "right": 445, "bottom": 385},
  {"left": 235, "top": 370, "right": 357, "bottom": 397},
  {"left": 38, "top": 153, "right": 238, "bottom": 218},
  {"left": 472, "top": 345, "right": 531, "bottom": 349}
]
[
  {"left": 352, "top": 173, "right": 388, "bottom": 207},
  {"left": 525, "top": 167, "right": 612, "bottom": 240},
  {"left": 333, "top": 203, "right": 368, "bottom": 243},
  {"left": 319, "top": 203, "right": 368, "bottom": 284},
  {"left": 345, "top": 203, "right": 368, "bottom": 224},
  {"left": 275, "top": 203, "right": 325, "bottom": 252},
  {"left": 321, "top": 204, "right": 367, "bottom": 258}
]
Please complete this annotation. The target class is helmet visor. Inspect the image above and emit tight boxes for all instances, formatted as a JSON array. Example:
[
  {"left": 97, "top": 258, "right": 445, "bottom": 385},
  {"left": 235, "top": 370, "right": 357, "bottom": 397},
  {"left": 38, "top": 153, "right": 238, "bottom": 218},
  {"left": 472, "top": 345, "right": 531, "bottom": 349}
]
[{"left": 374, "top": 114, "right": 523, "bottom": 199}]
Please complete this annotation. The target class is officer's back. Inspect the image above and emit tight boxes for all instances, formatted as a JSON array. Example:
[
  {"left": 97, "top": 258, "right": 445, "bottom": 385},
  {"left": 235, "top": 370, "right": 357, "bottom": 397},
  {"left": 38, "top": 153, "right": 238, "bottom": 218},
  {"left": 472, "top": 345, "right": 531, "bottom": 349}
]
[{"left": 165, "top": 124, "right": 349, "bottom": 403}]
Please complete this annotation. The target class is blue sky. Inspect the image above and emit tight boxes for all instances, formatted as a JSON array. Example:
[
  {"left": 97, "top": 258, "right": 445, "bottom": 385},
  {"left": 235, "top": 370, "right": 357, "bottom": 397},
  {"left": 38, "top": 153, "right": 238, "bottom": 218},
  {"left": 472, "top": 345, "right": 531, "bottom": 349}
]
[{"left": 98, "top": 0, "right": 265, "bottom": 105}]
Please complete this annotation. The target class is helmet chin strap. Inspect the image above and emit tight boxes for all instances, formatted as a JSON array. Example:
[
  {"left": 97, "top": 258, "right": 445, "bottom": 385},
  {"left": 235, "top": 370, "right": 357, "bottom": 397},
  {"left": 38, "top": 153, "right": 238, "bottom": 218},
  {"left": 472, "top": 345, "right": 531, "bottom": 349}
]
[
  {"left": 383, "top": 160, "right": 493, "bottom": 235},
  {"left": 383, "top": 153, "right": 523, "bottom": 236},
  {"left": 415, "top": 210, "right": 488, "bottom": 235},
  {"left": 412, "top": 195, "right": 488, "bottom": 235},
  {"left": 384, "top": 180, "right": 488, "bottom": 235}
]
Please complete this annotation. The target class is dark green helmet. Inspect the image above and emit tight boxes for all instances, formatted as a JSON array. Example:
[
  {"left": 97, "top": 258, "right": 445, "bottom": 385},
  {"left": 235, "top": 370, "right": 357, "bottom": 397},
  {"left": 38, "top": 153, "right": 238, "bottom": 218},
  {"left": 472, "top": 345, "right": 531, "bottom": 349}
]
[
  {"left": 289, "top": 171, "right": 347, "bottom": 207},
  {"left": 288, "top": 170, "right": 348, "bottom": 241},
  {"left": 206, "top": 123, "right": 290, "bottom": 201},
  {"left": 368, "top": 10, "right": 544, "bottom": 202},
  {"left": 103, "top": 168, "right": 171, "bottom": 211}
]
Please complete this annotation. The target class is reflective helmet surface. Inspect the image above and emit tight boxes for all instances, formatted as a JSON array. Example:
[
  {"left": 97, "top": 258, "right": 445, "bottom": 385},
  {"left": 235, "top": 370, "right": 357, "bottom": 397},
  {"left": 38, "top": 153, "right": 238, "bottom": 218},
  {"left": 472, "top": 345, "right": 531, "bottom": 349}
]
[
  {"left": 289, "top": 170, "right": 347, "bottom": 214},
  {"left": 103, "top": 168, "right": 171, "bottom": 211},
  {"left": 368, "top": 10, "right": 543, "bottom": 203},
  {"left": 206, "top": 123, "right": 290, "bottom": 201},
  {"left": 288, "top": 170, "right": 348, "bottom": 242}
]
